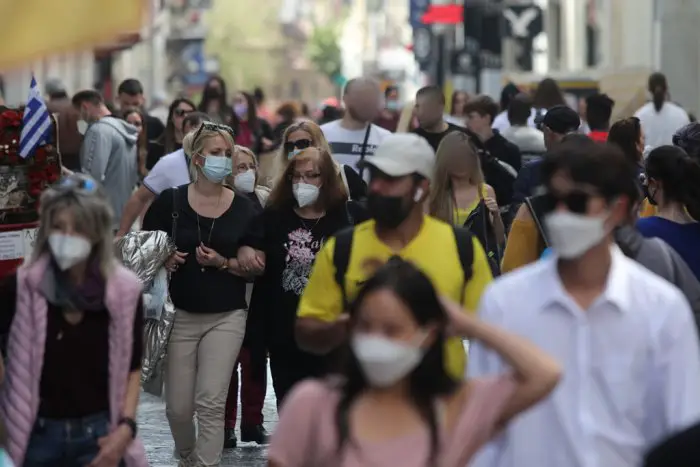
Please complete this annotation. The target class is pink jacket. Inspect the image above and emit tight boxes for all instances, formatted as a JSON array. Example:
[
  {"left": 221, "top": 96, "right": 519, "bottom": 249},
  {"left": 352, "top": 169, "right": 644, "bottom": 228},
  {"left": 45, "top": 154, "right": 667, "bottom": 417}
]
[{"left": 0, "top": 255, "right": 148, "bottom": 467}]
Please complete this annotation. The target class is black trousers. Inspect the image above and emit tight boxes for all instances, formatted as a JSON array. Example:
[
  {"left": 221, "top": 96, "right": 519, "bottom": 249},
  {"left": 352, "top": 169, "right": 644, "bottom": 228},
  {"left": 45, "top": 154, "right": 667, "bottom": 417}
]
[{"left": 268, "top": 343, "right": 329, "bottom": 410}]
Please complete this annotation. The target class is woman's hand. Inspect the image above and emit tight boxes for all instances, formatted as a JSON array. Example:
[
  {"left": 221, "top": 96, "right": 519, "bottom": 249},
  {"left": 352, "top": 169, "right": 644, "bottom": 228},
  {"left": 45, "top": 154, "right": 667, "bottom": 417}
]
[
  {"left": 88, "top": 425, "right": 132, "bottom": 467},
  {"left": 238, "top": 246, "right": 265, "bottom": 274},
  {"left": 196, "top": 244, "right": 225, "bottom": 268},
  {"left": 484, "top": 197, "right": 499, "bottom": 214},
  {"left": 165, "top": 251, "right": 188, "bottom": 272}
]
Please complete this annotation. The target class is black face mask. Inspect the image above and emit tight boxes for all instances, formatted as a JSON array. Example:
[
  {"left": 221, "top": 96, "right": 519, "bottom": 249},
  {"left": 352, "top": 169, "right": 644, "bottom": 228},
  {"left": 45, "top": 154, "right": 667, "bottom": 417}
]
[{"left": 367, "top": 192, "right": 414, "bottom": 229}]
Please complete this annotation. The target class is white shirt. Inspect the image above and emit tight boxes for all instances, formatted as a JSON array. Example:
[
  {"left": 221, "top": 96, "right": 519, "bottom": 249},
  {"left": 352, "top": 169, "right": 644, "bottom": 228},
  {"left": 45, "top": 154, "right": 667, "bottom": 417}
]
[
  {"left": 634, "top": 101, "right": 690, "bottom": 149},
  {"left": 320, "top": 120, "right": 391, "bottom": 174},
  {"left": 469, "top": 247, "right": 700, "bottom": 467},
  {"left": 142, "top": 148, "right": 190, "bottom": 195},
  {"left": 492, "top": 108, "right": 539, "bottom": 131},
  {"left": 500, "top": 125, "right": 546, "bottom": 154}
]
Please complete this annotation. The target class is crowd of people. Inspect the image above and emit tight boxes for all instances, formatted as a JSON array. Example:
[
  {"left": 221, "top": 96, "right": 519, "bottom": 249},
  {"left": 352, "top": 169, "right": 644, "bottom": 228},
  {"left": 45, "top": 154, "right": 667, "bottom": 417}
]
[{"left": 0, "top": 71, "right": 698, "bottom": 467}]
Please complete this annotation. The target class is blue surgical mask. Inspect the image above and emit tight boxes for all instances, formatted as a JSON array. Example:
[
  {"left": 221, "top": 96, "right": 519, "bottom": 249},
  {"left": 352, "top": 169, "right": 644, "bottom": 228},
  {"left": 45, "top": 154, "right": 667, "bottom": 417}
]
[
  {"left": 234, "top": 103, "right": 248, "bottom": 118},
  {"left": 200, "top": 155, "right": 232, "bottom": 183},
  {"left": 386, "top": 100, "right": 400, "bottom": 111}
]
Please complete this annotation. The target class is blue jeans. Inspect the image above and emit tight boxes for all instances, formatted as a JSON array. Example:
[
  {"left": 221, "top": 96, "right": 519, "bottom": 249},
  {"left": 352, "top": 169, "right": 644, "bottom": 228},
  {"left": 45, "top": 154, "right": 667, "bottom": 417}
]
[{"left": 24, "top": 412, "right": 125, "bottom": 467}]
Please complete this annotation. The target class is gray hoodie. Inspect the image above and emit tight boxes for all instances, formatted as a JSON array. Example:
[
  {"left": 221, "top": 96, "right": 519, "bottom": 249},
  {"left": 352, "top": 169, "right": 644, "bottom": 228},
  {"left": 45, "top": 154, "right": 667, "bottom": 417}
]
[{"left": 80, "top": 116, "right": 139, "bottom": 229}]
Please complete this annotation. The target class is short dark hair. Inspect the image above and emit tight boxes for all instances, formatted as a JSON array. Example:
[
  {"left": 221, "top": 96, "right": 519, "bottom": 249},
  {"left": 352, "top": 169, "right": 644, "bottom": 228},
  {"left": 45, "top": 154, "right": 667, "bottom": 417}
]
[
  {"left": 464, "top": 95, "right": 499, "bottom": 123},
  {"left": 253, "top": 86, "right": 265, "bottom": 103},
  {"left": 71, "top": 90, "right": 104, "bottom": 108},
  {"left": 416, "top": 85, "right": 445, "bottom": 105},
  {"left": 541, "top": 140, "right": 638, "bottom": 205},
  {"left": 182, "top": 111, "right": 209, "bottom": 132},
  {"left": 117, "top": 78, "right": 144, "bottom": 96},
  {"left": 585, "top": 93, "right": 615, "bottom": 131},
  {"left": 385, "top": 85, "right": 399, "bottom": 98},
  {"left": 507, "top": 93, "right": 533, "bottom": 126}
]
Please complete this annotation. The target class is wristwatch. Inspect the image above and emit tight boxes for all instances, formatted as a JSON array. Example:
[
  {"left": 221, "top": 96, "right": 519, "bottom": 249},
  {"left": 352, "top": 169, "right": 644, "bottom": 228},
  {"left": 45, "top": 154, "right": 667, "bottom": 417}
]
[{"left": 118, "top": 417, "right": 137, "bottom": 438}]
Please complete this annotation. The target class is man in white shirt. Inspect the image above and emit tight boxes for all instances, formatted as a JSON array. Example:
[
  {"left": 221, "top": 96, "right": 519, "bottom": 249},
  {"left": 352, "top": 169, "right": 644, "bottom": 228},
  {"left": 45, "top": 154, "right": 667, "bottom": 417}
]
[
  {"left": 321, "top": 78, "right": 391, "bottom": 176},
  {"left": 635, "top": 72, "right": 690, "bottom": 149},
  {"left": 469, "top": 140, "right": 700, "bottom": 467},
  {"left": 501, "top": 93, "right": 546, "bottom": 162},
  {"left": 115, "top": 112, "right": 208, "bottom": 236}
]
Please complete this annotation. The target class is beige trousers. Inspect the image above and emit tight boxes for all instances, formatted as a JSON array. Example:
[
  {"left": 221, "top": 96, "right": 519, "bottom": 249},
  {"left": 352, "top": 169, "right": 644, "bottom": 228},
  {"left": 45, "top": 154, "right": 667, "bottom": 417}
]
[{"left": 165, "top": 309, "right": 247, "bottom": 466}]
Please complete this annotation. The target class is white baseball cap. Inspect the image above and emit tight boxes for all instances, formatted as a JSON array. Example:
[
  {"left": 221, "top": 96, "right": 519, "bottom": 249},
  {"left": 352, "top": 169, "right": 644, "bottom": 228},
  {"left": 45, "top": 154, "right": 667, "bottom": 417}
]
[{"left": 361, "top": 133, "right": 435, "bottom": 179}]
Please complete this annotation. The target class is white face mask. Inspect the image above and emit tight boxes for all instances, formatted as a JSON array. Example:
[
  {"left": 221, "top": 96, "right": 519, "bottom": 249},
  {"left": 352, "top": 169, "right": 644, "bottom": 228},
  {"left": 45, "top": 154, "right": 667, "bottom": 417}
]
[
  {"left": 77, "top": 120, "right": 88, "bottom": 135},
  {"left": 233, "top": 169, "right": 256, "bottom": 193},
  {"left": 351, "top": 333, "right": 426, "bottom": 387},
  {"left": 293, "top": 182, "right": 320, "bottom": 208},
  {"left": 544, "top": 211, "right": 608, "bottom": 259},
  {"left": 48, "top": 233, "right": 92, "bottom": 270}
]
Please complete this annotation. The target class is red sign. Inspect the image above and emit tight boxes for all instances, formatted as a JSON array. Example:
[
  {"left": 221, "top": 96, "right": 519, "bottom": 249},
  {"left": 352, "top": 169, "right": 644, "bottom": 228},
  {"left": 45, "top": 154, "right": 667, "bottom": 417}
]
[{"left": 421, "top": 4, "right": 464, "bottom": 25}]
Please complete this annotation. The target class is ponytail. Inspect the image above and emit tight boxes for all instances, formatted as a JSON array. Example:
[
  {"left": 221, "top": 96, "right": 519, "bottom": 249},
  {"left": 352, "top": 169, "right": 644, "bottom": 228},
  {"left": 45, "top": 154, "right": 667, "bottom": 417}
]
[{"left": 652, "top": 87, "right": 665, "bottom": 112}]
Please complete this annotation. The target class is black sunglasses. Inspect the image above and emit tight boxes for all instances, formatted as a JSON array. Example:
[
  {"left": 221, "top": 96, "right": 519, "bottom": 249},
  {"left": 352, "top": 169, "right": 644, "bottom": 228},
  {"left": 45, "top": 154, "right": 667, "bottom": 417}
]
[
  {"left": 284, "top": 139, "right": 313, "bottom": 153},
  {"left": 193, "top": 121, "right": 235, "bottom": 142},
  {"left": 541, "top": 189, "right": 594, "bottom": 215},
  {"left": 174, "top": 108, "right": 193, "bottom": 117}
]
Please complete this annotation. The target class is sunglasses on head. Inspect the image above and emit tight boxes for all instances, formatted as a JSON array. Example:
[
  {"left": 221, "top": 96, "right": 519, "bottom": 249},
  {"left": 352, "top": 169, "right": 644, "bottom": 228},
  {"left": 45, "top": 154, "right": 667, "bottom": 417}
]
[
  {"left": 284, "top": 139, "right": 313, "bottom": 153},
  {"left": 542, "top": 189, "right": 596, "bottom": 215},
  {"left": 174, "top": 108, "right": 192, "bottom": 117},
  {"left": 193, "top": 121, "right": 235, "bottom": 142}
]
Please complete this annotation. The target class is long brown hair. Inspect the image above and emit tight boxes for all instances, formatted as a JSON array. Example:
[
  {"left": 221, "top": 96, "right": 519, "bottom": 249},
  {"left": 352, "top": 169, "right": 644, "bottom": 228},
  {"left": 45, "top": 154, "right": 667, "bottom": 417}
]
[
  {"left": 268, "top": 147, "right": 347, "bottom": 211},
  {"left": 428, "top": 131, "right": 484, "bottom": 224},
  {"left": 122, "top": 107, "right": 148, "bottom": 176}
]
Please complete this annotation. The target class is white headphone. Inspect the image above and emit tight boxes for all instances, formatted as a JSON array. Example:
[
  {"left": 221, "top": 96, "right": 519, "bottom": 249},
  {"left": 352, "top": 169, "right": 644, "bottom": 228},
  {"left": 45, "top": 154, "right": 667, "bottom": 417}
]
[{"left": 413, "top": 187, "right": 424, "bottom": 203}]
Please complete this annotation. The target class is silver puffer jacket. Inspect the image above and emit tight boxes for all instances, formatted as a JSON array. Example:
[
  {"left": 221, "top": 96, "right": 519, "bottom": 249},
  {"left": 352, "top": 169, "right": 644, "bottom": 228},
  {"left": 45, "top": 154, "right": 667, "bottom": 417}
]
[{"left": 115, "top": 230, "right": 175, "bottom": 396}]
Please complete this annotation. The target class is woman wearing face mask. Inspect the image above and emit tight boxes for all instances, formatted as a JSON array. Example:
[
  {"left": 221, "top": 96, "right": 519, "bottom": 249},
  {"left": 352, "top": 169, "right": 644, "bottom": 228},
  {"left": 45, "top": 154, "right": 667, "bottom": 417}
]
[
  {"left": 277, "top": 121, "right": 367, "bottom": 200},
  {"left": 148, "top": 98, "right": 196, "bottom": 170},
  {"left": 237, "top": 147, "right": 365, "bottom": 407},
  {"left": 198, "top": 76, "right": 235, "bottom": 128},
  {"left": 269, "top": 257, "right": 561, "bottom": 467},
  {"left": 142, "top": 122, "right": 258, "bottom": 466},
  {"left": 0, "top": 174, "right": 147, "bottom": 467},
  {"left": 232, "top": 91, "right": 274, "bottom": 155},
  {"left": 428, "top": 132, "right": 504, "bottom": 273},
  {"left": 637, "top": 145, "right": 700, "bottom": 280},
  {"left": 222, "top": 145, "right": 271, "bottom": 448}
]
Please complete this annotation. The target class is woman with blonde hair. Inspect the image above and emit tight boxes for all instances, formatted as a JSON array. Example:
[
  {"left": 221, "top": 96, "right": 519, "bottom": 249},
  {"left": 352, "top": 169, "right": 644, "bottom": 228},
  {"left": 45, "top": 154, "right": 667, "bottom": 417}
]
[
  {"left": 428, "top": 131, "right": 504, "bottom": 273},
  {"left": 0, "top": 174, "right": 147, "bottom": 466},
  {"left": 237, "top": 147, "right": 366, "bottom": 407},
  {"left": 142, "top": 122, "right": 258, "bottom": 466},
  {"left": 278, "top": 120, "right": 366, "bottom": 200}
]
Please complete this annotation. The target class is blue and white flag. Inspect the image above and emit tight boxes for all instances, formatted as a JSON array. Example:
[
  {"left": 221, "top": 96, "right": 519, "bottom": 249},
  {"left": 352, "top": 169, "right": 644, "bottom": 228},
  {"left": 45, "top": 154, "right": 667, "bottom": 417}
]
[{"left": 19, "top": 76, "right": 52, "bottom": 159}]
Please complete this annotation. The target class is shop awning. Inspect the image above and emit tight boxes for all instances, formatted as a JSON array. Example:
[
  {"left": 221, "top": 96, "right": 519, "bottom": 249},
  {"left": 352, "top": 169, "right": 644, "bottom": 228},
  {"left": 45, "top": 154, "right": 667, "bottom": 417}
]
[
  {"left": 0, "top": 0, "right": 145, "bottom": 70},
  {"left": 94, "top": 32, "right": 143, "bottom": 58}
]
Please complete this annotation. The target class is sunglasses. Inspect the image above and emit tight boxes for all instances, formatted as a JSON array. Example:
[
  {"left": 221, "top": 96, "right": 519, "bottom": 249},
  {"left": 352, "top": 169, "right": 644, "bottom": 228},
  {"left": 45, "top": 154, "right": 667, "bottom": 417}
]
[
  {"left": 193, "top": 121, "right": 236, "bottom": 142},
  {"left": 284, "top": 139, "right": 313, "bottom": 153},
  {"left": 174, "top": 108, "right": 193, "bottom": 117},
  {"left": 541, "top": 189, "right": 595, "bottom": 214}
]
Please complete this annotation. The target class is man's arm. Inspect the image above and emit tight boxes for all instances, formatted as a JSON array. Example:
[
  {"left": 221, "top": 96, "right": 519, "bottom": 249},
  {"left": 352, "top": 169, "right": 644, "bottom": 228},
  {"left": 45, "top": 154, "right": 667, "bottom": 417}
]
[
  {"left": 295, "top": 238, "right": 347, "bottom": 354},
  {"left": 117, "top": 185, "right": 156, "bottom": 237},
  {"left": 81, "top": 125, "right": 111, "bottom": 182}
]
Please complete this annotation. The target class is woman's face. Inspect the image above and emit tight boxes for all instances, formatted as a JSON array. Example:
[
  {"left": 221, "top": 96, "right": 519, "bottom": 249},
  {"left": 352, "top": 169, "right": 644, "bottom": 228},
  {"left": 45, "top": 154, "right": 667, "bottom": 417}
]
[
  {"left": 453, "top": 92, "right": 469, "bottom": 114},
  {"left": 354, "top": 289, "right": 432, "bottom": 346},
  {"left": 50, "top": 207, "right": 89, "bottom": 241},
  {"left": 285, "top": 129, "right": 314, "bottom": 154},
  {"left": 126, "top": 112, "right": 143, "bottom": 134},
  {"left": 446, "top": 143, "right": 475, "bottom": 179},
  {"left": 291, "top": 158, "right": 322, "bottom": 187},
  {"left": 172, "top": 101, "right": 195, "bottom": 132},
  {"left": 199, "top": 134, "right": 232, "bottom": 160},
  {"left": 235, "top": 151, "right": 257, "bottom": 175}
]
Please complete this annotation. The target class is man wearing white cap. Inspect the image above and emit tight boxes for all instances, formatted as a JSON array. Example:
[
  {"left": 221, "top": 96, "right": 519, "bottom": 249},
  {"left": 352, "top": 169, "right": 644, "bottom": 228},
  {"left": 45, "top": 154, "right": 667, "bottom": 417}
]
[{"left": 295, "top": 133, "right": 494, "bottom": 380}]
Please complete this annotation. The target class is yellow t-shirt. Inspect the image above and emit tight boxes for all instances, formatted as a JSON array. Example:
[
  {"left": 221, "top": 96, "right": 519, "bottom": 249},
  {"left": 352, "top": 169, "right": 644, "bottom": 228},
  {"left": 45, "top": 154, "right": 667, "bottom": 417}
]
[
  {"left": 640, "top": 198, "right": 656, "bottom": 218},
  {"left": 297, "top": 216, "right": 494, "bottom": 380},
  {"left": 453, "top": 184, "right": 488, "bottom": 227}
]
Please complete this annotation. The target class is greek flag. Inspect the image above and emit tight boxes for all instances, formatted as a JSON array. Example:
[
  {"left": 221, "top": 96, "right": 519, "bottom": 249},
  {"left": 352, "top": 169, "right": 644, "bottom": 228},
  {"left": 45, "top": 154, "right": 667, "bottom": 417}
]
[{"left": 19, "top": 76, "right": 52, "bottom": 159}]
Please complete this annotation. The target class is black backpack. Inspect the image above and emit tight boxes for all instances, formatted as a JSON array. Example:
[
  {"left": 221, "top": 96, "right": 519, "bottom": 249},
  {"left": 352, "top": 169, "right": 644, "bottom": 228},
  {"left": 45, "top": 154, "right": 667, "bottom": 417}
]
[{"left": 332, "top": 226, "right": 474, "bottom": 309}]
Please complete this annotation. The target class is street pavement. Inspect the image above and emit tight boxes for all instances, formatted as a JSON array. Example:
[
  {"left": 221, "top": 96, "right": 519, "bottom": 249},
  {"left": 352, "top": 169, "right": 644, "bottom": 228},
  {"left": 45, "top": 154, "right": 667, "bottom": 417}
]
[{"left": 139, "top": 368, "right": 278, "bottom": 466}]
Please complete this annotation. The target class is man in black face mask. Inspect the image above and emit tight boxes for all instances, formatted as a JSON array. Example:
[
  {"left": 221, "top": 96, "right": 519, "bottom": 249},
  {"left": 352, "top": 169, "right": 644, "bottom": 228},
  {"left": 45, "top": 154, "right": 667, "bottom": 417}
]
[{"left": 296, "top": 134, "right": 494, "bottom": 381}]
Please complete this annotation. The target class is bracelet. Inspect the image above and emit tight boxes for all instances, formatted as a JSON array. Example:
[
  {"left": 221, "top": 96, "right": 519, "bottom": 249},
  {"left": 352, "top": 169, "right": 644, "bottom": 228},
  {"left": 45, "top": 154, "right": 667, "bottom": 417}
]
[
  {"left": 118, "top": 417, "right": 137, "bottom": 438},
  {"left": 219, "top": 257, "right": 229, "bottom": 271}
]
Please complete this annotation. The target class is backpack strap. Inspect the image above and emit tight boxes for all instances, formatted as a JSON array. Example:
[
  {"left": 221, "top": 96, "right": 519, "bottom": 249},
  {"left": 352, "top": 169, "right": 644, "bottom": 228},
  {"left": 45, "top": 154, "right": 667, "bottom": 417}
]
[
  {"left": 333, "top": 227, "right": 355, "bottom": 310},
  {"left": 452, "top": 227, "right": 474, "bottom": 305},
  {"left": 524, "top": 195, "right": 550, "bottom": 250},
  {"left": 357, "top": 124, "right": 372, "bottom": 179},
  {"left": 171, "top": 186, "right": 180, "bottom": 244}
]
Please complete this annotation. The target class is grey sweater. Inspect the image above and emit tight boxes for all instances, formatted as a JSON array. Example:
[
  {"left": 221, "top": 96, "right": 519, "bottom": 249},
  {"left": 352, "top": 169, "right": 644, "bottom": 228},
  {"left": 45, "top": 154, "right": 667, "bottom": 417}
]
[{"left": 80, "top": 116, "right": 139, "bottom": 229}]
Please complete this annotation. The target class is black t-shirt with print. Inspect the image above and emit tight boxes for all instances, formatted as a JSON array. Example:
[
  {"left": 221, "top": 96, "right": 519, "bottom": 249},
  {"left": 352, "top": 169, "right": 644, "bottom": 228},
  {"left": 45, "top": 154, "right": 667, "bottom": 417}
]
[
  {"left": 142, "top": 185, "right": 260, "bottom": 313},
  {"left": 242, "top": 204, "right": 355, "bottom": 348}
]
